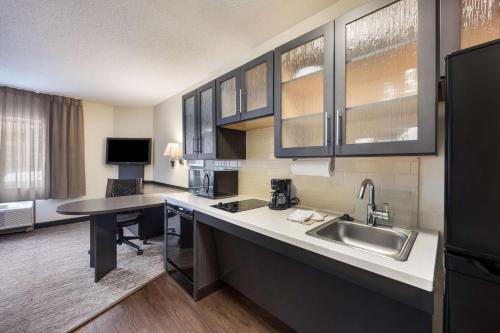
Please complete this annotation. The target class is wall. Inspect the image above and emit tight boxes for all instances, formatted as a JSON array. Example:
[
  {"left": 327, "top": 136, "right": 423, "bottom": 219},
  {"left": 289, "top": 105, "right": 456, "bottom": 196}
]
[
  {"left": 36, "top": 101, "right": 117, "bottom": 223},
  {"left": 240, "top": 127, "right": 419, "bottom": 227},
  {"left": 113, "top": 106, "right": 154, "bottom": 180},
  {"left": 153, "top": 94, "right": 189, "bottom": 187}
]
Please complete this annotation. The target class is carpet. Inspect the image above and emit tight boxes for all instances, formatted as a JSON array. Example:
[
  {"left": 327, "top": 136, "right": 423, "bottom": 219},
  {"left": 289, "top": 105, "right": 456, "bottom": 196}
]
[{"left": 0, "top": 221, "right": 165, "bottom": 333}]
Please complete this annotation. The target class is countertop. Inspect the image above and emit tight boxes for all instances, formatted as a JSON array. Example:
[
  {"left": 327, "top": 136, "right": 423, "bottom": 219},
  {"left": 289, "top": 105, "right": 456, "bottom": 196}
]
[{"left": 157, "top": 191, "right": 439, "bottom": 292}]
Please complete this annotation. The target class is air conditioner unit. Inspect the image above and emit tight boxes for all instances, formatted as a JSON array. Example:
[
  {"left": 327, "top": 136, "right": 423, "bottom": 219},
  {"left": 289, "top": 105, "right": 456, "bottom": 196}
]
[{"left": 0, "top": 201, "right": 34, "bottom": 234}]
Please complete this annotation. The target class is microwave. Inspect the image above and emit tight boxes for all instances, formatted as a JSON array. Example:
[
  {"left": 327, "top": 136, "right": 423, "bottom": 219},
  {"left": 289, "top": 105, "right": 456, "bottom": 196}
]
[{"left": 188, "top": 169, "right": 238, "bottom": 199}]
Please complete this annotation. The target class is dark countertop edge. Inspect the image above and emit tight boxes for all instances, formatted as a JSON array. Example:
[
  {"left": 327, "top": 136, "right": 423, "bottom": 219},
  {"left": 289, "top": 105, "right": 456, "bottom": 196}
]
[{"left": 56, "top": 197, "right": 165, "bottom": 216}]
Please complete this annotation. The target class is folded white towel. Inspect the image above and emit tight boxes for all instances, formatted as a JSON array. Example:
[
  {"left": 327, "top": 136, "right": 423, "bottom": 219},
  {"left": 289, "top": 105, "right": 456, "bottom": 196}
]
[
  {"left": 287, "top": 209, "right": 313, "bottom": 223},
  {"left": 287, "top": 209, "right": 327, "bottom": 225}
]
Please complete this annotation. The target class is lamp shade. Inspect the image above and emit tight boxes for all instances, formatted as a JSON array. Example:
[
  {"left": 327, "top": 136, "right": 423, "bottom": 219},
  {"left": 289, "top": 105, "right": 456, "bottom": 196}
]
[{"left": 164, "top": 143, "right": 181, "bottom": 158}]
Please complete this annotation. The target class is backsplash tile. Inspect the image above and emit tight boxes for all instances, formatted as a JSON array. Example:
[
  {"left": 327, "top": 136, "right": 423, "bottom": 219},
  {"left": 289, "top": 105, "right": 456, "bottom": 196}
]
[{"left": 238, "top": 127, "right": 419, "bottom": 228}]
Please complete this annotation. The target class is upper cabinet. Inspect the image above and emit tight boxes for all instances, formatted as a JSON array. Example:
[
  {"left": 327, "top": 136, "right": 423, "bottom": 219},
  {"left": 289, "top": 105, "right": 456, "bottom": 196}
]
[
  {"left": 183, "top": 81, "right": 217, "bottom": 160},
  {"left": 216, "top": 52, "right": 274, "bottom": 126},
  {"left": 441, "top": 0, "right": 500, "bottom": 76},
  {"left": 182, "top": 89, "right": 199, "bottom": 160},
  {"left": 183, "top": 81, "right": 246, "bottom": 160},
  {"left": 274, "top": 23, "right": 335, "bottom": 158},
  {"left": 335, "top": 0, "right": 437, "bottom": 156}
]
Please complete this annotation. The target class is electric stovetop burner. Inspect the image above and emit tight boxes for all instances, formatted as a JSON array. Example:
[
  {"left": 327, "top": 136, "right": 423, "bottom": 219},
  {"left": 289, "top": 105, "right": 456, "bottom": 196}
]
[{"left": 211, "top": 199, "right": 269, "bottom": 213}]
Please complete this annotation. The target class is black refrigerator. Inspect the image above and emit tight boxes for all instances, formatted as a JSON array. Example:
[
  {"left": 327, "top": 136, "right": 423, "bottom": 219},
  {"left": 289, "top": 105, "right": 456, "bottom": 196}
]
[{"left": 445, "top": 39, "right": 500, "bottom": 332}]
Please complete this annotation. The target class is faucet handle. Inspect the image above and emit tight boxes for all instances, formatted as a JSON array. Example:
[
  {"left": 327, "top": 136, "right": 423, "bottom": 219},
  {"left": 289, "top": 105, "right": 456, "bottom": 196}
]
[{"left": 384, "top": 203, "right": 389, "bottom": 213}]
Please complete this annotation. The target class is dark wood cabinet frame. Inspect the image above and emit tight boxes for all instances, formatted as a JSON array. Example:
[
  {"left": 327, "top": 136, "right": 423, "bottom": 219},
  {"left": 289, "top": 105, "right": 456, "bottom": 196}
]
[
  {"left": 215, "top": 68, "right": 241, "bottom": 125},
  {"left": 196, "top": 81, "right": 218, "bottom": 160},
  {"left": 216, "top": 52, "right": 274, "bottom": 126},
  {"left": 183, "top": 81, "right": 245, "bottom": 160},
  {"left": 182, "top": 89, "right": 198, "bottom": 160},
  {"left": 274, "top": 22, "right": 335, "bottom": 158},
  {"left": 335, "top": 0, "right": 438, "bottom": 157},
  {"left": 439, "top": 0, "right": 461, "bottom": 78},
  {"left": 239, "top": 51, "right": 274, "bottom": 121}
]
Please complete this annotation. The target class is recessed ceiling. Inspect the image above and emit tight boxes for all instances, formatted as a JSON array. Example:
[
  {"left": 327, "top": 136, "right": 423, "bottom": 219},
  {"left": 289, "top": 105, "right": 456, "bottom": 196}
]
[{"left": 0, "top": 0, "right": 337, "bottom": 106}]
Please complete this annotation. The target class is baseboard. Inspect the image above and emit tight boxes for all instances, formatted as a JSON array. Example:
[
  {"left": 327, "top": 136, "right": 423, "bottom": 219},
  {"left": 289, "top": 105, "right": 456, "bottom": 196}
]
[
  {"left": 35, "top": 216, "right": 89, "bottom": 229},
  {"left": 194, "top": 280, "right": 225, "bottom": 301},
  {"left": 144, "top": 180, "right": 188, "bottom": 191}
]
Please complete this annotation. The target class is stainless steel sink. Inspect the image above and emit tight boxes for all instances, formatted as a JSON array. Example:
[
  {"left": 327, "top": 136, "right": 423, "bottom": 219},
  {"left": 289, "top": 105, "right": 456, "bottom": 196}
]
[{"left": 306, "top": 219, "right": 417, "bottom": 261}]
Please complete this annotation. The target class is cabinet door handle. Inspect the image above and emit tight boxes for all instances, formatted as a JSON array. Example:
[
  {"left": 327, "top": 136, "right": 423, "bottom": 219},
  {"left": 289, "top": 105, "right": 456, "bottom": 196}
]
[
  {"left": 336, "top": 109, "right": 343, "bottom": 146},
  {"left": 234, "top": 90, "right": 238, "bottom": 116},
  {"left": 239, "top": 89, "right": 243, "bottom": 113},
  {"left": 324, "top": 112, "right": 329, "bottom": 146}
]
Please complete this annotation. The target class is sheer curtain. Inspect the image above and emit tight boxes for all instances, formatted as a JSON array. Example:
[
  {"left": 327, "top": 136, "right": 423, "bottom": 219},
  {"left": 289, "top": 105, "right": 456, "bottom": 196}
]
[
  {"left": 0, "top": 86, "right": 86, "bottom": 202},
  {"left": 0, "top": 87, "right": 51, "bottom": 201}
]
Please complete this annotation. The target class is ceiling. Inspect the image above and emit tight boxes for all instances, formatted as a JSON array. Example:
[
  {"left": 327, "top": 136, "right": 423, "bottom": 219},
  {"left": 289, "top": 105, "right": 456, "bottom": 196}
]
[{"left": 0, "top": 0, "right": 336, "bottom": 106}]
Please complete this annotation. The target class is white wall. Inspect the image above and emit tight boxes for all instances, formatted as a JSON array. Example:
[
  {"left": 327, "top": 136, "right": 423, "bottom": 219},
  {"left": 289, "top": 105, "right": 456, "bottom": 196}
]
[
  {"left": 113, "top": 106, "right": 154, "bottom": 180},
  {"left": 36, "top": 101, "right": 117, "bottom": 223},
  {"left": 153, "top": 94, "right": 189, "bottom": 187}
]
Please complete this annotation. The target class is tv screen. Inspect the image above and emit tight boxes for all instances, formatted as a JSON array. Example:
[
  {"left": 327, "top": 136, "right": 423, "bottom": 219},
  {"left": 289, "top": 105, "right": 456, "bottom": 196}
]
[{"left": 106, "top": 138, "right": 151, "bottom": 165}]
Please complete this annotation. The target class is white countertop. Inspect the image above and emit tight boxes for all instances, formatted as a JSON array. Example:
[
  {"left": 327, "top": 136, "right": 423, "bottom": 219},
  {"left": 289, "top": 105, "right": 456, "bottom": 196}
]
[{"left": 158, "top": 191, "right": 438, "bottom": 292}]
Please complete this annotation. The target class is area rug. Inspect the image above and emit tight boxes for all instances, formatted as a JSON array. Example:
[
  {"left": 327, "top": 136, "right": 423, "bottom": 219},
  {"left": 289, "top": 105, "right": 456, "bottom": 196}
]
[{"left": 0, "top": 221, "right": 165, "bottom": 333}]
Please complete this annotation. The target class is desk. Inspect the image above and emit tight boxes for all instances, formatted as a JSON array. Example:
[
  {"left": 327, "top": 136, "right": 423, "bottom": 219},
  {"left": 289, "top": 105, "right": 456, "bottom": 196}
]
[{"left": 57, "top": 195, "right": 165, "bottom": 282}]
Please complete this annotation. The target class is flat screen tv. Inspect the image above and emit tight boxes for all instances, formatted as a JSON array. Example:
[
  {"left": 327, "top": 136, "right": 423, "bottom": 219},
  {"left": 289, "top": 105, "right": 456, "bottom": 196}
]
[{"left": 106, "top": 138, "right": 151, "bottom": 165}]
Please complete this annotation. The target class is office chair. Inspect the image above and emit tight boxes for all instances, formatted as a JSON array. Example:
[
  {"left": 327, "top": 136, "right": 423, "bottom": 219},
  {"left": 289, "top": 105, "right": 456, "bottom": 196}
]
[{"left": 105, "top": 178, "right": 145, "bottom": 255}]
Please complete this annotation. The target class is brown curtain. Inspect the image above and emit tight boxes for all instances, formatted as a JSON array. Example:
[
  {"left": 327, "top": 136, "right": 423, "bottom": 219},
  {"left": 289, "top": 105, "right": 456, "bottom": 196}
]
[
  {"left": 0, "top": 86, "right": 85, "bottom": 202},
  {"left": 50, "top": 96, "right": 86, "bottom": 199}
]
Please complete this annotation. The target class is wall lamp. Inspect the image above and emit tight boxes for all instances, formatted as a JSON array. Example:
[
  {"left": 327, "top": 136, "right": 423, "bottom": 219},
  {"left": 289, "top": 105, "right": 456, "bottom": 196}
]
[{"left": 164, "top": 143, "right": 183, "bottom": 167}]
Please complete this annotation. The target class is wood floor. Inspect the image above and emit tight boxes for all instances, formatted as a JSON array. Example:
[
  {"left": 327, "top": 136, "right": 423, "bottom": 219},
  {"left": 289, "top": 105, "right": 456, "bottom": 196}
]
[{"left": 73, "top": 273, "right": 294, "bottom": 333}]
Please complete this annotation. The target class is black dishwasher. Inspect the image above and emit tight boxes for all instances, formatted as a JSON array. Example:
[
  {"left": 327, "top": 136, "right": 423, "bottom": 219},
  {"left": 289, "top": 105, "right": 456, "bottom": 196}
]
[{"left": 165, "top": 202, "right": 194, "bottom": 295}]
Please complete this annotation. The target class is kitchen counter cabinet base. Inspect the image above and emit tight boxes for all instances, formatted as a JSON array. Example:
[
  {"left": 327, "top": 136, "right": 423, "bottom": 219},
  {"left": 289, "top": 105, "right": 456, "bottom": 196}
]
[{"left": 193, "top": 211, "right": 432, "bottom": 333}]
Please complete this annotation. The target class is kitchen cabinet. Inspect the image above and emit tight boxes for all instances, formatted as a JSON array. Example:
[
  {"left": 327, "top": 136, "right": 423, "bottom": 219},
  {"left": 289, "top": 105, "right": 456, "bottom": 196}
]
[
  {"left": 183, "top": 81, "right": 245, "bottom": 160},
  {"left": 182, "top": 89, "right": 199, "bottom": 160},
  {"left": 335, "top": 0, "right": 437, "bottom": 156},
  {"left": 440, "top": 0, "right": 500, "bottom": 76},
  {"left": 216, "top": 51, "right": 274, "bottom": 126},
  {"left": 274, "top": 23, "right": 334, "bottom": 158}
]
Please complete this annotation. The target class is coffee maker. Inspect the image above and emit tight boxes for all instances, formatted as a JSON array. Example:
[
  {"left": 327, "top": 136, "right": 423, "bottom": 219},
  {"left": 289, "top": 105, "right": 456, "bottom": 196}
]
[{"left": 269, "top": 179, "right": 292, "bottom": 210}]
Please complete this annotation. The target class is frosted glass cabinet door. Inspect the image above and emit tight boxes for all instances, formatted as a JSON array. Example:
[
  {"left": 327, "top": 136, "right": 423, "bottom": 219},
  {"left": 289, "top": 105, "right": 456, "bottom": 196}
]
[
  {"left": 461, "top": 0, "right": 500, "bottom": 49},
  {"left": 335, "top": 0, "right": 437, "bottom": 156},
  {"left": 182, "top": 91, "right": 198, "bottom": 159},
  {"left": 216, "top": 69, "right": 240, "bottom": 125},
  {"left": 197, "top": 81, "right": 216, "bottom": 159},
  {"left": 240, "top": 51, "right": 274, "bottom": 121},
  {"left": 274, "top": 23, "right": 334, "bottom": 158},
  {"left": 440, "top": 0, "right": 500, "bottom": 75}
]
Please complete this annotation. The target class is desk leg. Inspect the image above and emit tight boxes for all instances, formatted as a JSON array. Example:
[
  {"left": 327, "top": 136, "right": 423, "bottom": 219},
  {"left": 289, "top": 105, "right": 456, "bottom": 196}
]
[
  {"left": 90, "top": 220, "right": 95, "bottom": 268},
  {"left": 91, "top": 213, "right": 117, "bottom": 282},
  {"left": 141, "top": 206, "right": 165, "bottom": 239}
]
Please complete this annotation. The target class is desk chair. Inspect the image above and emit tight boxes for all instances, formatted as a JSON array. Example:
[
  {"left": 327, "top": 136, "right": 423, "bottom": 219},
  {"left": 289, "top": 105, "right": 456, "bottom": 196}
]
[{"left": 105, "top": 178, "right": 144, "bottom": 255}]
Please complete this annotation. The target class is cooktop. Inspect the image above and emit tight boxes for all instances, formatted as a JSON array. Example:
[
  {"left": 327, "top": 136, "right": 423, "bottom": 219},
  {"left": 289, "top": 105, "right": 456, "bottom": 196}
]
[{"left": 211, "top": 199, "right": 269, "bottom": 213}]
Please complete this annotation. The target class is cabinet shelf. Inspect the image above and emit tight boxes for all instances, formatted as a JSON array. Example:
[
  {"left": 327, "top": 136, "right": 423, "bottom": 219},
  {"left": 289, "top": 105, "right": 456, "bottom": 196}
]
[
  {"left": 281, "top": 68, "right": 323, "bottom": 85},
  {"left": 346, "top": 38, "right": 417, "bottom": 64},
  {"left": 346, "top": 94, "right": 417, "bottom": 112}
]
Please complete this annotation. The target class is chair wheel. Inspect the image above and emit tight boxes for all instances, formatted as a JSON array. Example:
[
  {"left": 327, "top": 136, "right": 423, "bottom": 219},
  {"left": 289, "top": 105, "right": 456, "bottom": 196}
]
[
  {"left": 117, "top": 239, "right": 123, "bottom": 245},
  {"left": 137, "top": 249, "right": 143, "bottom": 255},
  {"left": 143, "top": 240, "right": 149, "bottom": 245}
]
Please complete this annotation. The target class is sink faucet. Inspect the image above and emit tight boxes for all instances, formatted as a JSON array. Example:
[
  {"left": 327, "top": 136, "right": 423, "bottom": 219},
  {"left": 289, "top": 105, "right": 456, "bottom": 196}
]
[{"left": 358, "top": 179, "right": 390, "bottom": 226}]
